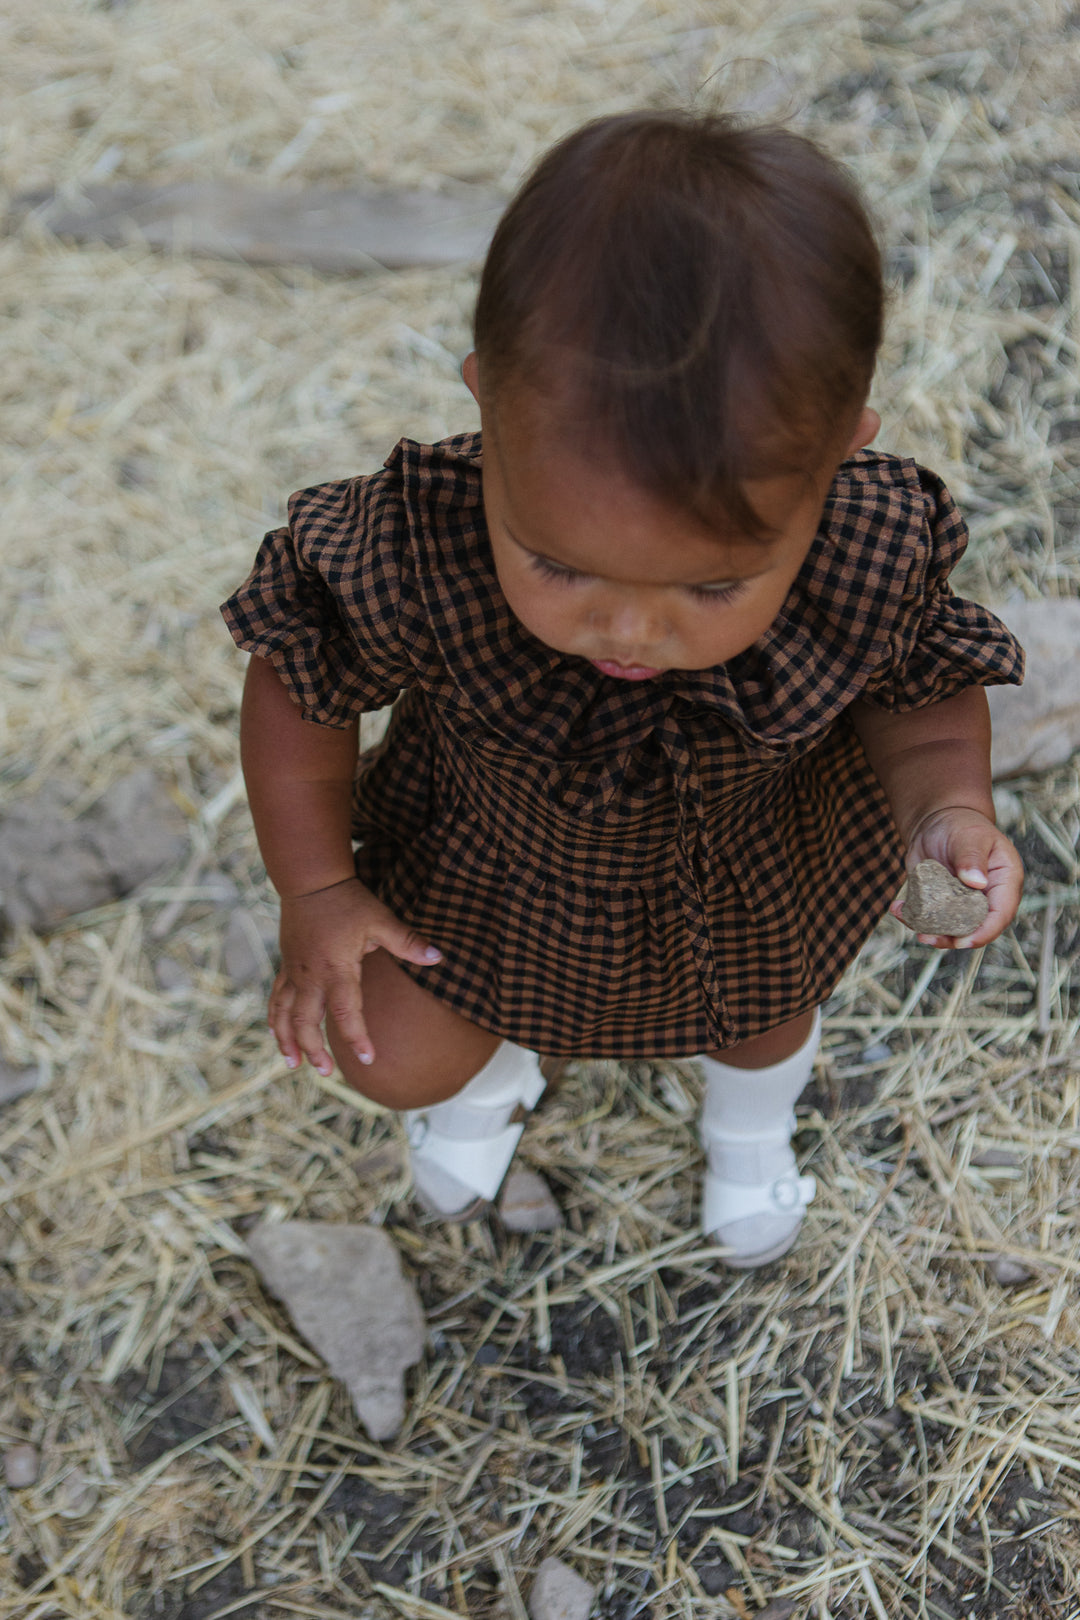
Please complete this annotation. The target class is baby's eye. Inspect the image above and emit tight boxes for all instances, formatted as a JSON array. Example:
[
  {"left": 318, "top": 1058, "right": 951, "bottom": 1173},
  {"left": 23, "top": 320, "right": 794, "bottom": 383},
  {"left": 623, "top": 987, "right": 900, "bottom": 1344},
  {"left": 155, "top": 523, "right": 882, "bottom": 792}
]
[
  {"left": 531, "top": 555, "right": 583, "bottom": 585},
  {"left": 686, "top": 580, "right": 747, "bottom": 605}
]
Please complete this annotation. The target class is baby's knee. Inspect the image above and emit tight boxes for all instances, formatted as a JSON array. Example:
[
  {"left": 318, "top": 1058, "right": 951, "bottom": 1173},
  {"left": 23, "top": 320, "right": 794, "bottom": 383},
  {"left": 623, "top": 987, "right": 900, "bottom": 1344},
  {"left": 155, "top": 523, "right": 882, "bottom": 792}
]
[{"left": 326, "top": 1025, "right": 476, "bottom": 1111}]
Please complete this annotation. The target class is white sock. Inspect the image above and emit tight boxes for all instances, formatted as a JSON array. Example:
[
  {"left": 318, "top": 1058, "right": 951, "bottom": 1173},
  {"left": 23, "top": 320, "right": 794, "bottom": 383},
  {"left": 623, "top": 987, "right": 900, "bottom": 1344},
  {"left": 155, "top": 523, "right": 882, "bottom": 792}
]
[
  {"left": 698, "top": 1009, "right": 821, "bottom": 1177},
  {"left": 419, "top": 1042, "right": 546, "bottom": 1141},
  {"left": 405, "top": 1042, "right": 546, "bottom": 1212}
]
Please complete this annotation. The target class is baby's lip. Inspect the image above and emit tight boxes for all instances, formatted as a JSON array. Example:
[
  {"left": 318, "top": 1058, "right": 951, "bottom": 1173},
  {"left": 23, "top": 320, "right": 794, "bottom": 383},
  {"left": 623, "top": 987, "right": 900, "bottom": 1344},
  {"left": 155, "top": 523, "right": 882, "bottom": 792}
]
[{"left": 589, "top": 657, "right": 663, "bottom": 680}]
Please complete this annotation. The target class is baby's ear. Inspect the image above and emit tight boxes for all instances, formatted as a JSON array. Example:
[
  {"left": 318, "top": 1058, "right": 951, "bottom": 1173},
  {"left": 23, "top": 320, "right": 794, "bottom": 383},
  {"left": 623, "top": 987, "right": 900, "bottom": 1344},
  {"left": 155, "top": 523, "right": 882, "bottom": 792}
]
[
  {"left": 847, "top": 406, "right": 880, "bottom": 454},
  {"left": 462, "top": 351, "right": 480, "bottom": 401}
]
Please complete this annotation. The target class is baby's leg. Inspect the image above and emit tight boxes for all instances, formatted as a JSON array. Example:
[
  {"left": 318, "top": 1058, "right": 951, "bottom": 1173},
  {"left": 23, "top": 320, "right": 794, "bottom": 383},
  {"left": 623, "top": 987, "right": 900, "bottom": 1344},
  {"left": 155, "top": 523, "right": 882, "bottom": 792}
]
[
  {"left": 698, "top": 1007, "right": 822, "bottom": 1268},
  {"left": 326, "top": 948, "right": 500, "bottom": 1108},
  {"left": 326, "top": 951, "right": 545, "bottom": 1217}
]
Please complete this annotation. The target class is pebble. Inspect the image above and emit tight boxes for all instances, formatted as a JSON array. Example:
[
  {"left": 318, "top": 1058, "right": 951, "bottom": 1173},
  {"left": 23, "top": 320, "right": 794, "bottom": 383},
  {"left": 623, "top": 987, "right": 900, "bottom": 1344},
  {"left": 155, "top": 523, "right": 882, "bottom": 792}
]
[
  {"left": 0, "top": 770, "right": 187, "bottom": 932},
  {"left": 528, "top": 1556, "right": 596, "bottom": 1620},
  {"left": 247, "top": 1220, "right": 426, "bottom": 1440},
  {"left": 498, "top": 1168, "right": 563, "bottom": 1232},
  {"left": 989, "top": 1256, "right": 1034, "bottom": 1288},
  {"left": 991, "top": 786, "right": 1023, "bottom": 830},
  {"left": 153, "top": 955, "right": 194, "bottom": 996},
  {"left": 899, "top": 860, "right": 989, "bottom": 937},
  {"left": 0, "top": 1057, "right": 43, "bottom": 1108},
  {"left": 56, "top": 1466, "right": 98, "bottom": 1517},
  {"left": 986, "top": 598, "right": 1080, "bottom": 777},
  {"left": 4, "top": 1442, "right": 40, "bottom": 1488},
  {"left": 223, "top": 906, "right": 279, "bottom": 988}
]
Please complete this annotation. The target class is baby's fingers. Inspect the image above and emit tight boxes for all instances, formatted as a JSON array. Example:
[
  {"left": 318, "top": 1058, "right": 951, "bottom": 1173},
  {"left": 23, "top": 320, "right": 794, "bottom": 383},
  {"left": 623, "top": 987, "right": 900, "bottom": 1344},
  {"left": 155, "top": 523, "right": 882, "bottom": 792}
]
[
  {"left": 366, "top": 901, "right": 443, "bottom": 969},
  {"left": 268, "top": 971, "right": 305, "bottom": 1070},
  {"left": 954, "top": 843, "right": 1025, "bottom": 948},
  {"left": 323, "top": 980, "right": 375, "bottom": 1068},
  {"left": 271, "top": 974, "right": 335, "bottom": 1077}
]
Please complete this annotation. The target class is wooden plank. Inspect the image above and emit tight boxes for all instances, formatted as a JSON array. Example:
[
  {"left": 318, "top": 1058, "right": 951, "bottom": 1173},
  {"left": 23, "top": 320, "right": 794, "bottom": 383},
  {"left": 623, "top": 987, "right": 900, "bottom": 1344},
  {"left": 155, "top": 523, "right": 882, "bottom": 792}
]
[{"left": 11, "top": 179, "right": 505, "bottom": 270}]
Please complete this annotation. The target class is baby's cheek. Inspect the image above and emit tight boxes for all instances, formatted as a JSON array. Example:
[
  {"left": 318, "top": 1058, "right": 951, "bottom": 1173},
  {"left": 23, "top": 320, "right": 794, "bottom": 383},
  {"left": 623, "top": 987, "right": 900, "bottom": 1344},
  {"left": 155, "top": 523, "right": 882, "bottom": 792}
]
[{"left": 500, "top": 578, "right": 578, "bottom": 654}]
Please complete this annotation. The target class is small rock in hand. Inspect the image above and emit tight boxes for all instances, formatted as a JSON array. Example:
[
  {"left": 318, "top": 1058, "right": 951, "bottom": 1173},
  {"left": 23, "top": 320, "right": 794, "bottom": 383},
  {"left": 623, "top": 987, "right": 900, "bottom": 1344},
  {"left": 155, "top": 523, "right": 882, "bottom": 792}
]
[{"left": 899, "top": 860, "right": 988, "bottom": 937}]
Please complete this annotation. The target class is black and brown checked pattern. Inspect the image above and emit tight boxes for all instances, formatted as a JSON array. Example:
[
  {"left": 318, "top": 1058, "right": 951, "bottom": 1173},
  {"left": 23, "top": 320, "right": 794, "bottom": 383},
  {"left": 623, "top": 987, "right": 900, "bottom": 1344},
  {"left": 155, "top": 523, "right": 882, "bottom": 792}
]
[{"left": 222, "top": 433, "right": 1024, "bottom": 1057}]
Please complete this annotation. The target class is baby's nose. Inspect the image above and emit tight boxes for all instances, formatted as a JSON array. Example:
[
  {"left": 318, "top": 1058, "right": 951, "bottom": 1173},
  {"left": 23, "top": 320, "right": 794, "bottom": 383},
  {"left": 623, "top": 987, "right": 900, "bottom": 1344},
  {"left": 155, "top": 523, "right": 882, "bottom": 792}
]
[{"left": 595, "top": 592, "right": 667, "bottom": 649}]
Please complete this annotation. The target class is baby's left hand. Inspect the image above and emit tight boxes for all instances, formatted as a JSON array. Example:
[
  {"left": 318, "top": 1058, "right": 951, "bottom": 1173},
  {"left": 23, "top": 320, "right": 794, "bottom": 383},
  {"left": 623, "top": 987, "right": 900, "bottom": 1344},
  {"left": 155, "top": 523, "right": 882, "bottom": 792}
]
[{"left": 889, "top": 806, "right": 1024, "bottom": 949}]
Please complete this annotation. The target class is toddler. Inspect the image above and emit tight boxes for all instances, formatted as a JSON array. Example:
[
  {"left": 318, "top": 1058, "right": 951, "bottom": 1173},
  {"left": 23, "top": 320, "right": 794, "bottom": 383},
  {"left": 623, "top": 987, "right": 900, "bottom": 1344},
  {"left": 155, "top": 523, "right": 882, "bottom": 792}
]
[{"left": 223, "top": 111, "right": 1024, "bottom": 1268}]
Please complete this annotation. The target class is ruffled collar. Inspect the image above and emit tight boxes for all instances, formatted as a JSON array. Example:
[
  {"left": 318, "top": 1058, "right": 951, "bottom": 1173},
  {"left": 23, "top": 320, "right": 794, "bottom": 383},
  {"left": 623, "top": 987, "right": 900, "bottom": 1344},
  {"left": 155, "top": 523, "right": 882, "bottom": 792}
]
[{"left": 384, "top": 432, "right": 918, "bottom": 756}]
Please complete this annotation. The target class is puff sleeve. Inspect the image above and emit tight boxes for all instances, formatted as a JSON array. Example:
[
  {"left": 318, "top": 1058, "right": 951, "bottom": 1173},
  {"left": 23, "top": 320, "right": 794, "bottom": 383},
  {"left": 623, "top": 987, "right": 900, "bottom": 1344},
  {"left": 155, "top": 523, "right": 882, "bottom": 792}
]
[
  {"left": 220, "top": 468, "right": 412, "bottom": 727},
  {"left": 858, "top": 466, "right": 1025, "bottom": 710}
]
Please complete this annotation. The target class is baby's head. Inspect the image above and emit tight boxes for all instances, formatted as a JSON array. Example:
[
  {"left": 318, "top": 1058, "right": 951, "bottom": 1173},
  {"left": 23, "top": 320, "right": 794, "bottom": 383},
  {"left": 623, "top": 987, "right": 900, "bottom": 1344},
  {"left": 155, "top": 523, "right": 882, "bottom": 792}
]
[{"left": 464, "top": 111, "right": 884, "bottom": 677}]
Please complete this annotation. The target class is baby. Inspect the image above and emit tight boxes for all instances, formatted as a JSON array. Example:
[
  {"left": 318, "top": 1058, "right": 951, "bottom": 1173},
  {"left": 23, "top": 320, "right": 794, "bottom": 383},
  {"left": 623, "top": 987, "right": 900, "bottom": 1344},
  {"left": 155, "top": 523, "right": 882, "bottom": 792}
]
[{"left": 223, "top": 111, "right": 1024, "bottom": 1267}]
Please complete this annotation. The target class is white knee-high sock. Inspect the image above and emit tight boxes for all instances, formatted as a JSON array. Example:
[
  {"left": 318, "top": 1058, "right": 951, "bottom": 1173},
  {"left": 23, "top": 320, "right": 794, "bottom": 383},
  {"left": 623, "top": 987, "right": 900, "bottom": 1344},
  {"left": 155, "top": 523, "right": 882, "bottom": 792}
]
[
  {"left": 405, "top": 1042, "right": 547, "bottom": 1212},
  {"left": 698, "top": 1009, "right": 821, "bottom": 1150},
  {"left": 417, "top": 1042, "right": 546, "bottom": 1141}
]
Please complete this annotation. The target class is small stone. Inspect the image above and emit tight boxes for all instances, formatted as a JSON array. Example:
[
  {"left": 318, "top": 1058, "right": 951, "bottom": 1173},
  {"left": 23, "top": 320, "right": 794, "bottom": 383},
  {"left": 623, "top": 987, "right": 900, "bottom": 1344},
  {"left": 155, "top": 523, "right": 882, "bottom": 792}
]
[
  {"left": 528, "top": 1556, "right": 596, "bottom": 1620},
  {"left": 4, "top": 1442, "right": 40, "bottom": 1488},
  {"left": 899, "top": 860, "right": 989, "bottom": 937},
  {"left": 498, "top": 1168, "right": 563, "bottom": 1232},
  {"left": 153, "top": 955, "right": 193, "bottom": 995},
  {"left": 0, "top": 770, "right": 187, "bottom": 932},
  {"left": 992, "top": 786, "right": 1023, "bottom": 830},
  {"left": 223, "top": 906, "right": 279, "bottom": 987},
  {"left": 860, "top": 1041, "right": 892, "bottom": 1064},
  {"left": 247, "top": 1221, "right": 426, "bottom": 1440},
  {"left": 85, "top": 768, "right": 188, "bottom": 890},
  {"left": 989, "top": 1256, "right": 1034, "bottom": 1287},
  {"left": 986, "top": 598, "right": 1080, "bottom": 778},
  {"left": 56, "top": 1466, "right": 98, "bottom": 1517},
  {"left": 0, "top": 1057, "right": 43, "bottom": 1106}
]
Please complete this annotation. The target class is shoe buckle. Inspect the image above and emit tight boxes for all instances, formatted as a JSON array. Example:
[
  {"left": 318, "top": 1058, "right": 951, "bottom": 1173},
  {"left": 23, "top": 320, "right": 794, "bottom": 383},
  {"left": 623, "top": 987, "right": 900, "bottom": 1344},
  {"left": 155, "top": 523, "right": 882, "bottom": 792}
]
[
  {"left": 405, "top": 1115, "right": 430, "bottom": 1148},
  {"left": 771, "top": 1175, "right": 802, "bottom": 1212}
]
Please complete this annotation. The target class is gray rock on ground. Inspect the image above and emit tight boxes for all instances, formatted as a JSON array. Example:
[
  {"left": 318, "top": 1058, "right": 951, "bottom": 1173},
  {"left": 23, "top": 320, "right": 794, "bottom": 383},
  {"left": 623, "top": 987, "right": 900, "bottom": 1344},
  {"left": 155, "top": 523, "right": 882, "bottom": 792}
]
[
  {"left": 0, "top": 1057, "right": 44, "bottom": 1107},
  {"left": 0, "top": 769, "right": 187, "bottom": 931},
  {"left": 989, "top": 1256, "right": 1034, "bottom": 1287},
  {"left": 223, "top": 905, "right": 279, "bottom": 988},
  {"left": 246, "top": 1221, "right": 426, "bottom": 1440},
  {"left": 3, "top": 1443, "right": 40, "bottom": 1488},
  {"left": 528, "top": 1557, "right": 596, "bottom": 1620},
  {"left": 498, "top": 1168, "right": 563, "bottom": 1232},
  {"left": 899, "top": 860, "right": 989, "bottom": 936},
  {"left": 987, "top": 598, "right": 1080, "bottom": 778}
]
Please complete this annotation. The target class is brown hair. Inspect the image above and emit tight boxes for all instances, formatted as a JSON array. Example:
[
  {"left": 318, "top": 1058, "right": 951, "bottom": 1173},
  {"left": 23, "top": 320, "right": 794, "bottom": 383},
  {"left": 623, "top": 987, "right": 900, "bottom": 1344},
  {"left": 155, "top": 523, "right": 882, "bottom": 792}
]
[{"left": 473, "top": 110, "right": 883, "bottom": 536}]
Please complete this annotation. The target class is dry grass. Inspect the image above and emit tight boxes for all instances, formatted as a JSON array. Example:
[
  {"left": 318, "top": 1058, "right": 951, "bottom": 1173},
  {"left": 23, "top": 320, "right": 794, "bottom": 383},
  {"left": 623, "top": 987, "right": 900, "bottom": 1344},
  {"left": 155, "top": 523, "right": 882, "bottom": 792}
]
[{"left": 2, "top": 2, "right": 1080, "bottom": 1617}]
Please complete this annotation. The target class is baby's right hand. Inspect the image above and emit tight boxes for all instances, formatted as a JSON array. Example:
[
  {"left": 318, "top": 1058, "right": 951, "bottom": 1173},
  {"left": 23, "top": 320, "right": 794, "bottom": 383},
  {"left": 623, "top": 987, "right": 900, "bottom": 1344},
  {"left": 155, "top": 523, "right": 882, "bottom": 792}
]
[{"left": 269, "top": 877, "right": 442, "bottom": 1076}]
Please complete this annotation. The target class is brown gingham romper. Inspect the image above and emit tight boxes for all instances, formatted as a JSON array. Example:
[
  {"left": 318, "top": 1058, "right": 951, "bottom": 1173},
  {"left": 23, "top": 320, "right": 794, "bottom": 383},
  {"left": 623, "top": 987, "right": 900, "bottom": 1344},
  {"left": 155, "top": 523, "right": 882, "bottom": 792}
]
[{"left": 222, "top": 432, "right": 1024, "bottom": 1057}]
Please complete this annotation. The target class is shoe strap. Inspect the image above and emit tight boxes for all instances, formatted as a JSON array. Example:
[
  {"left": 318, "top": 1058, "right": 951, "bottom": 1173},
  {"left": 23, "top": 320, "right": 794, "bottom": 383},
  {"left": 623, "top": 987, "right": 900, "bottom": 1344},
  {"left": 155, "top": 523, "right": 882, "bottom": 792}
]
[
  {"left": 703, "top": 1170, "right": 816, "bottom": 1227},
  {"left": 408, "top": 1118, "right": 526, "bottom": 1204}
]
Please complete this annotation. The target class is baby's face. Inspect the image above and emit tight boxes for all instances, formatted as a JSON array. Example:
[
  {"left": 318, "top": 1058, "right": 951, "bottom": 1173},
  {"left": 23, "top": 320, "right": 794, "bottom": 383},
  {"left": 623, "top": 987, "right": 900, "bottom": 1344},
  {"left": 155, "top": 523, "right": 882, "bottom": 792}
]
[{"left": 469, "top": 359, "right": 878, "bottom": 678}]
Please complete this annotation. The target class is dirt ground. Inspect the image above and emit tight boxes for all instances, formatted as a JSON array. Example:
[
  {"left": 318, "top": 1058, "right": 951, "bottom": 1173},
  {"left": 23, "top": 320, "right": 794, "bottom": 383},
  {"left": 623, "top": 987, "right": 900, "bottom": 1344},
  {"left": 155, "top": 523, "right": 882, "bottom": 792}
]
[{"left": 2, "top": 2, "right": 1080, "bottom": 1617}]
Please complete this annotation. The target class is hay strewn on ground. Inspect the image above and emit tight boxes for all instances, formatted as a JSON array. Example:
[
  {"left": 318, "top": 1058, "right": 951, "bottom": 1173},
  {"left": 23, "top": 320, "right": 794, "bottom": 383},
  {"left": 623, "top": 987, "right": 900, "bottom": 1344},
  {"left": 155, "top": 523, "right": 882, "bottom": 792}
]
[{"left": 1, "top": 2, "right": 1080, "bottom": 1616}]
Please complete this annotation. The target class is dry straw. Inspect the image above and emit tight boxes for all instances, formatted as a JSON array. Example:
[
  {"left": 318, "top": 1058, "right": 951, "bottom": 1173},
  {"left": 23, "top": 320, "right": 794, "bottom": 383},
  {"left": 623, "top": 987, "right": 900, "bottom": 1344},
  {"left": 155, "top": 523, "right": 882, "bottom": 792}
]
[{"left": 1, "top": 1, "right": 1080, "bottom": 1616}]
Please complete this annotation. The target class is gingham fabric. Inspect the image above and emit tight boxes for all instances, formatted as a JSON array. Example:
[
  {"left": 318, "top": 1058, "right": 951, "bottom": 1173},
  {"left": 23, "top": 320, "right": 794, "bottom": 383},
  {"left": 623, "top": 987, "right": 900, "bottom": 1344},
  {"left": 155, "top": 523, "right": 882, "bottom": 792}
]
[{"left": 221, "top": 433, "right": 1024, "bottom": 1056}]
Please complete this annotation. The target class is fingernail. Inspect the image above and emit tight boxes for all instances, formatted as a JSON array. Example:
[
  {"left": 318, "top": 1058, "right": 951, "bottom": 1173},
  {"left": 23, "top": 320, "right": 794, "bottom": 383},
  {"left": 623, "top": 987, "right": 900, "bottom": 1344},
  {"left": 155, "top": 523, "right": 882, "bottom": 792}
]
[
  {"left": 318, "top": 1062, "right": 333, "bottom": 1076},
  {"left": 284, "top": 1055, "right": 299, "bottom": 1069},
  {"left": 956, "top": 935, "right": 976, "bottom": 949},
  {"left": 356, "top": 1051, "right": 374, "bottom": 1066},
  {"left": 423, "top": 947, "right": 442, "bottom": 962},
  {"left": 959, "top": 868, "right": 987, "bottom": 885}
]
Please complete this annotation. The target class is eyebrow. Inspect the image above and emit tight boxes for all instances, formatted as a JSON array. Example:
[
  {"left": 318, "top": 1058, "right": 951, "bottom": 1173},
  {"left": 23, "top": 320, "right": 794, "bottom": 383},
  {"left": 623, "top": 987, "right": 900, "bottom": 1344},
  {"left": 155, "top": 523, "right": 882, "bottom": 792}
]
[{"left": 502, "top": 523, "right": 771, "bottom": 589}]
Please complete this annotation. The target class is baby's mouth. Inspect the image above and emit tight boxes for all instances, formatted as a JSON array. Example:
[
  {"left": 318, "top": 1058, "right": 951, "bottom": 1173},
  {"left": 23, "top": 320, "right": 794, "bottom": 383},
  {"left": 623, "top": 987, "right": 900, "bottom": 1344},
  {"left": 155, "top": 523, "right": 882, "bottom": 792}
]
[{"left": 588, "top": 657, "right": 663, "bottom": 681}]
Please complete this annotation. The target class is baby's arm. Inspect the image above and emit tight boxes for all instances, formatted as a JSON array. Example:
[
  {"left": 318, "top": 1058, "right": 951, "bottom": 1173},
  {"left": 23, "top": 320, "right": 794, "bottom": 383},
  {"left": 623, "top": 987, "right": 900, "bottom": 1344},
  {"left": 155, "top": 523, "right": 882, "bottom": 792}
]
[
  {"left": 849, "top": 685, "right": 1023, "bottom": 948},
  {"left": 240, "top": 655, "right": 441, "bottom": 1072}
]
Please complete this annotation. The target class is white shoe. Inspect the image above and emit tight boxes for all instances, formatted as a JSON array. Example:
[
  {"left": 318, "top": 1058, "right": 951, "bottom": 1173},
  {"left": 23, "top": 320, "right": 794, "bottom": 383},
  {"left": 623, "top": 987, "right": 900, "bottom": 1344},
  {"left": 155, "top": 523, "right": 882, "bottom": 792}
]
[
  {"left": 699, "top": 1116, "right": 816, "bottom": 1268},
  {"left": 697, "top": 1009, "right": 820, "bottom": 1268},
  {"left": 404, "top": 1043, "right": 547, "bottom": 1219}
]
